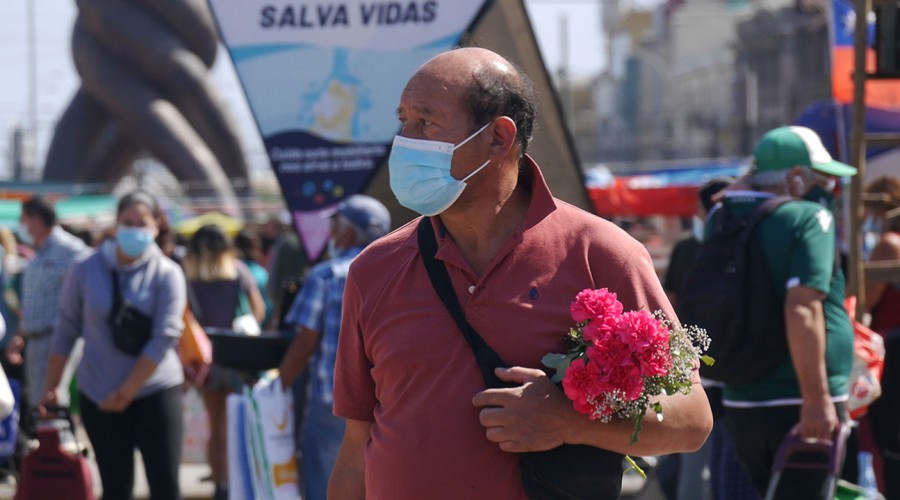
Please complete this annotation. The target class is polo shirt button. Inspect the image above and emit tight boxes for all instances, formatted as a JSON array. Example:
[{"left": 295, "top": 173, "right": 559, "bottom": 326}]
[{"left": 468, "top": 285, "right": 476, "bottom": 294}]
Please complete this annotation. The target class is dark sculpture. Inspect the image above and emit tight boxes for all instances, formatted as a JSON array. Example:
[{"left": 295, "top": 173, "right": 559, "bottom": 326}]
[{"left": 43, "top": 0, "right": 249, "bottom": 210}]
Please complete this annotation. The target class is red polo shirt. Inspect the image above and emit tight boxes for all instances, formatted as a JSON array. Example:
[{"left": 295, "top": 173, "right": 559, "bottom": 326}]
[{"left": 333, "top": 156, "right": 676, "bottom": 499}]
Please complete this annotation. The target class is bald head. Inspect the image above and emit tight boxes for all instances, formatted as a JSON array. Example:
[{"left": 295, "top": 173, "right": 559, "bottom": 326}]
[
  {"left": 419, "top": 47, "right": 516, "bottom": 80},
  {"left": 410, "top": 47, "right": 537, "bottom": 157}
]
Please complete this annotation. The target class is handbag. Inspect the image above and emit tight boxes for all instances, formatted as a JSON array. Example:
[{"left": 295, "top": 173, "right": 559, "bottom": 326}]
[
  {"left": 181, "top": 281, "right": 212, "bottom": 386},
  {"left": 109, "top": 269, "right": 153, "bottom": 356},
  {"left": 843, "top": 296, "right": 885, "bottom": 420},
  {"left": 180, "top": 305, "right": 212, "bottom": 387},
  {"left": 417, "top": 218, "right": 624, "bottom": 500},
  {"left": 233, "top": 284, "right": 261, "bottom": 335}
]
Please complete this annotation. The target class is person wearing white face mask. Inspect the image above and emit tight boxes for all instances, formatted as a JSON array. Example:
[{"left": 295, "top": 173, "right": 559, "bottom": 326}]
[
  {"left": 41, "top": 190, "right": 187, "bottom": 499},
  {"left": 7, "top": 196, "right": 88, "bottom": 425},
  {"left": 329, "top": 48, "right": 712, "bottom": 499},
  {"left": 278, "top": 194, "right": 390, "bottom": 500}
]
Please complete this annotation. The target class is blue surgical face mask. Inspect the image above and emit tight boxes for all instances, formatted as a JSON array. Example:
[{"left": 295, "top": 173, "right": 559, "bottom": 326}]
[
  {"left": 116, "top": 226, "right": 154, "bottom": 258},
  {"left": 16, "top": 224, "right": 32, "bottom": 247},
  {"left": 326, "top": 237, "right": 338, "bottom": 260},
  {"left": 388, "top": 122, "right": 492, "bottom": 216}
]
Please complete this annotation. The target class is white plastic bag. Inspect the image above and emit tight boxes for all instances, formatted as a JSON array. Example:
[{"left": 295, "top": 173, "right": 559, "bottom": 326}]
[
  {"left": 228, "top": 376, "right": 298, "bottom": 500},
  {"left": 0, "top": 367, "right": 12, "bottom": 421},
  {"left": 227, "top": 393, "right": 255, "bottom": 500},
  {"left": 246, "top": 376, "right": 298, "bottom": 500}
]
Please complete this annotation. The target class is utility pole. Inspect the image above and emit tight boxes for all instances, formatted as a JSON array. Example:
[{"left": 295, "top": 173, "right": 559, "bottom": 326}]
[
  {"left": 558, "top": 13, "right": 575, "bottom": 133},
  {"left": 26, "top": 0, "right": 38, "bottom": 180},
  {"left": 11, "top": 125, "right": 25, "bottom": 181}
]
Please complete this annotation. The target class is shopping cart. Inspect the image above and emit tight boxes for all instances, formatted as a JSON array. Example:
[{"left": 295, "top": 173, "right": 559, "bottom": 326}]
[{"left": 763, "top": 422, "right": 851, "bottom": 500}]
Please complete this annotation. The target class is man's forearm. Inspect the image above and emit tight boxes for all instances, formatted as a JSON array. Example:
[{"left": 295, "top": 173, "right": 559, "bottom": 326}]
[
  {"left": 328, "top": 419, "right": 370, "bottom": 500},
  {"left": 567, "top": 383, "right": 712, "bottom": 456},
  {"left": 327, "top": 462, "right": 366, "bottom": 500},
  {"left": 784, "top": 293, "right": 830, "bottom": 403},
  {"left": 278, "top": 327, "right": 319, "bottom": 387}
]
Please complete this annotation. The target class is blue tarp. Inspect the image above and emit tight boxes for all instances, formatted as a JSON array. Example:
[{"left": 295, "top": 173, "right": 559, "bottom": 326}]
[{"left": 795, "top": 99, "right": 900, "bottom": 162}]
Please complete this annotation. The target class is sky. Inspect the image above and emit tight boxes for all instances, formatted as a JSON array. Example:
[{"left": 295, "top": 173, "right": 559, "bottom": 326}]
[{"left": 0, "top": 0, "right": 605, "bottom": 179}]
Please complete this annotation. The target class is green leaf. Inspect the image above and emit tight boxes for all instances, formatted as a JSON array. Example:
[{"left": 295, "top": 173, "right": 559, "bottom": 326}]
[
  {"left": 550, "top": 353, "right": 578, "bottom": 384},
  {"left": 652, "top": 402, "right": 663, "bottom": 422},
  {"left": 541, "top": 352, "right": 568, "bottom": 370},
  {"left": 630, "top": 415, "right": 643, "bottom": 445},
  {"left": 700, "top": 355, "right": 715, "bottom": 366}
]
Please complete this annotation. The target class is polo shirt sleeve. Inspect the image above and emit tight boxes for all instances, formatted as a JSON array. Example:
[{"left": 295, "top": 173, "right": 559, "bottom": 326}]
[
  {"left": 332, "top": 265, "right": 376, "bottom": 421},
  {"left": 284, "top": 264, "right": 326, "bottom": 333},
  {"left": 51, "top": 261, "right": 84, "bottom": 357},
  {"left": 787, "top": 205, "right": 834, "bottom": 294},
  {"left": 608, "top": 242, "right": 678, "bottom": 324}
]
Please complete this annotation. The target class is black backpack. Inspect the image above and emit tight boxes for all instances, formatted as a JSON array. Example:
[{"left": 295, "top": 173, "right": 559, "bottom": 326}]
[{"left": 678, "top": 196, "right": 793, "bottom": 385}]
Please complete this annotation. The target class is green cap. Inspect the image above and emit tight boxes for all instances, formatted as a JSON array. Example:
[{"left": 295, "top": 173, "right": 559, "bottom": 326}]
[{"left": 752, "top": 126, "right": 858, "bottom": 177}]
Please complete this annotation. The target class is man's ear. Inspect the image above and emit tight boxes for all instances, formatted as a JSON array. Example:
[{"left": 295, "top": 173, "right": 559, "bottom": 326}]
[
  {"left": 787, "top": 166, "right": 805, "bottom": 196},
  {"left": 488, "top": 116, "right": 518, "bottom": 158}
]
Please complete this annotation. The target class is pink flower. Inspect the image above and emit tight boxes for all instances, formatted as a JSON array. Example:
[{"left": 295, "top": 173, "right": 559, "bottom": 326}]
[
  {"left": 546, "top": 287, "right": 709, "bottom": 447},
  {"left": 562, "top": 357, "right": 602, "bottom": 416},
  {"left": 614, "top": 310, "right": 671, "bottom": 378},
  {"left": 570, "top": 289, "right": 624, "bottom": 344}
]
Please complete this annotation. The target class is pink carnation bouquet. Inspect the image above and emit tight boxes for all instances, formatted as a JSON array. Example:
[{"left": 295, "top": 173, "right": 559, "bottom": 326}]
[{"left": 542, "top": 288, "right": 712, "bottom": 476}]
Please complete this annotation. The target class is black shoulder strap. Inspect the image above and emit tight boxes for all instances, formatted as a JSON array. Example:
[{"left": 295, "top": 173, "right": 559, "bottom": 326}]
[
  {"left": 739, "top": 195, "right": 794, "bottom": 245},
  {"left": 416, "top": 217, "right": 511, "bottom": 388},
  {"left": 110, "top": 269, "right": 122, "bottom": 324}
]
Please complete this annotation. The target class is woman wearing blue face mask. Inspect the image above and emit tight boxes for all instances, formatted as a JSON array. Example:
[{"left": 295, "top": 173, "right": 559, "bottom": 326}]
[{"left": 40, "top": 190, "right": 187, "bottom": 500}]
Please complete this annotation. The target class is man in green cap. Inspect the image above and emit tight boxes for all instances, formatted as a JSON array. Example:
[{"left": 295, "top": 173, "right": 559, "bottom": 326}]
[{"left": 717, "top": 126, "right": 857, "bottom": 499}]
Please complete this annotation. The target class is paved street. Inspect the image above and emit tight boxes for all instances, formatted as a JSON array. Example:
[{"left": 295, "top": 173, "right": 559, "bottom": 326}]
[
  {"left": 0, "top": 423, "right": 214, "bottom": 500},
  {"left": 0, "top": 422, "right": 664, "bottom": 500}
]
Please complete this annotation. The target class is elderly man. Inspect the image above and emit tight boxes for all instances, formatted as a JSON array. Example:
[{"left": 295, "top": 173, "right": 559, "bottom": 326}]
[
  {"left": 278, "top": 194, "right": 390, "bottom": 500},
  {"left": 9, "top": 196, "right": 88, "bottom": 416},
  {"left": 329, "top": 47, "right": 712, "bottom": 499},
  {"left": 713, "top": 126, "right": 857, "bottom": 499}
]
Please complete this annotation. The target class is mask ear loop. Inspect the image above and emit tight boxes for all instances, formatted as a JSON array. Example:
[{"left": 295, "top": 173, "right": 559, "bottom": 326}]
[
  {"left": 455, "top": 121, "right": 493, "bottom": 183},
  {"left": 453, "top": 122, "right": 492, "bottom": 151},
  {"left": 461, "top": 159, "right": 491, "bottom": 182}
]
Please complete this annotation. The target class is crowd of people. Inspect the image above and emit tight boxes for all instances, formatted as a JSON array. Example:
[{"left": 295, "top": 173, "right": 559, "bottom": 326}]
[
  {"left": 0, "top": 192, "right": 314, "bottom": 499},
  {"left": 0, "top": 45, "right": 895, "bottom": 500}
]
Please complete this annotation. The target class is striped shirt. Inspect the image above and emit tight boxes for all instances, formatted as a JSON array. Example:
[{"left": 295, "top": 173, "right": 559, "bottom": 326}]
[
  {"left": 21, "top": 227, "right": 88, "bottom": 335},
  {"left": 285, "top": 246, "right": 362, "bottom": 405}
]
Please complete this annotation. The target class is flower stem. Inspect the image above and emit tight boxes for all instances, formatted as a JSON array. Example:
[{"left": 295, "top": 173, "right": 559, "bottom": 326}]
[{"left": 624, "top": 455, "right": 646, "bottom": 478}]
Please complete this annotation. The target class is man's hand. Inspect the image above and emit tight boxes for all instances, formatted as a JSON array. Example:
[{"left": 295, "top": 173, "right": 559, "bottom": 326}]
[
  {"left": 5, "top": 336, "right": 24, "bottom": 366},
  {"left": 798, "top": 396, "right": 839, "bottom": 441},
  {"left": 38, "top": 389, "right": 59, "bottom": 417},
  {"left": 472, "top": 366, "right": 573, "bottom": 453}
]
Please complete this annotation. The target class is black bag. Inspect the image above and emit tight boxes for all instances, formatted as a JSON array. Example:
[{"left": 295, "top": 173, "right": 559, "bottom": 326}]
[
  {"left": 417, "top": 218, "right": 623, "bottom": 500},
  {"left": 109, "top": 270, "right": 153, "bottom": 356},
  {"left": 678, "top": 196, "right": 792, "bottom": 385}
]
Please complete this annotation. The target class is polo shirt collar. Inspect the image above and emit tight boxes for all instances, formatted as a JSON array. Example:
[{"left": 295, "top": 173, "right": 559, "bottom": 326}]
[
  {"left": 36, "top": 226, "right": 66, "bottom": 253},
  {"left": 518, "top": 154, "right": 558, "bottom": 230}
]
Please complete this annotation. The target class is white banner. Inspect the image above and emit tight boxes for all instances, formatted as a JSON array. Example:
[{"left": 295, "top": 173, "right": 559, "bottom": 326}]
[{"left": 208, "top": 0, "right": 489, "bottom": 259}]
